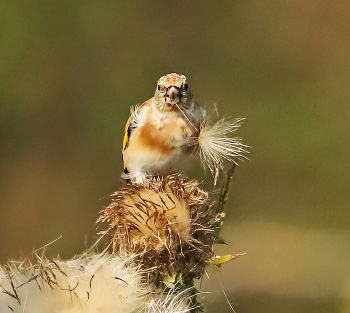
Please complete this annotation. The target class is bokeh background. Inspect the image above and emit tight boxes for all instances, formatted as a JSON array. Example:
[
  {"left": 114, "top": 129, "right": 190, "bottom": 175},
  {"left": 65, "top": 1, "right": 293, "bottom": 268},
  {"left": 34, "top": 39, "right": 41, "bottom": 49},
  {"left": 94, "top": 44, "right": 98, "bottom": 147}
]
[{"left": 1, "top": 1, "right": 349, "bottom": 312}]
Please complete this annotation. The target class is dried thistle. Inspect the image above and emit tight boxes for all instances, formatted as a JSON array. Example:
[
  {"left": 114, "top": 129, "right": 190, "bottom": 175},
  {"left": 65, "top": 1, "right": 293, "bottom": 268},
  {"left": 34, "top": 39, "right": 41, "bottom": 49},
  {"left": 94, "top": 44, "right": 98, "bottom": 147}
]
[
  {"left": 0, "top": 251, "right": 201, "bottom": 313},
  {"left": 0, "top": 252, "right": 148, "bottom": 313},
  {"left": 97, "top": 174, "right": 219, "bottom": 287}
]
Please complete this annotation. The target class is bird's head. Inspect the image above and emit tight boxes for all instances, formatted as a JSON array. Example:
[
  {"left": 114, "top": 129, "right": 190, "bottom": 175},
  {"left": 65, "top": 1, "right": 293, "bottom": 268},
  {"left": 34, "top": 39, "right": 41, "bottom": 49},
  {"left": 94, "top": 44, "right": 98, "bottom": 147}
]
[{"left": 154, "top": 73, "right": 193, "bottom": 112}]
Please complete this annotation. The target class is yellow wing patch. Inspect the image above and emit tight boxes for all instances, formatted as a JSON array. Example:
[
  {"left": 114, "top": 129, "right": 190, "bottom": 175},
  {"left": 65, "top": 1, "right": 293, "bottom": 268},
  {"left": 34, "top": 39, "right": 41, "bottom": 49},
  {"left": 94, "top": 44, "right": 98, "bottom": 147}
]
[
  {"left": 122, "top": 102, "right": 147, "bottom": 152},
  {"left": 122, "top": 119, "right": 131, "bottom": 151}
]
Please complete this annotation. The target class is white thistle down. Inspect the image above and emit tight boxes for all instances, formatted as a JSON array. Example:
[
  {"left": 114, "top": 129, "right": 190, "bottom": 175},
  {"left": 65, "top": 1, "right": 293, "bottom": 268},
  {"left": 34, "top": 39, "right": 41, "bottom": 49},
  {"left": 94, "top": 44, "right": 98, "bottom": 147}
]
[
  {"left": 0, "top": 252, "right": 190, "bottom": 313},
  {"left": 142, "top": 288, "right": 196, "bottom": 313},
  {"left": 197, "top": 117, "right": 248, "bottom": 175}
]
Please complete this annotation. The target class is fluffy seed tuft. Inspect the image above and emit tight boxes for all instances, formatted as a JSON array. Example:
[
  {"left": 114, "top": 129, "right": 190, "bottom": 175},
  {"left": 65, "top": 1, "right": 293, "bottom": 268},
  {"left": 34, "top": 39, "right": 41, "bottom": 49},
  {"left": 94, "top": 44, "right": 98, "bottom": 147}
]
[
  {"left": 197, "top": 117, "right": 248, "bottom": 176},
  {"left": 0, "top": 252, "right": 147, "bottom": 313}
]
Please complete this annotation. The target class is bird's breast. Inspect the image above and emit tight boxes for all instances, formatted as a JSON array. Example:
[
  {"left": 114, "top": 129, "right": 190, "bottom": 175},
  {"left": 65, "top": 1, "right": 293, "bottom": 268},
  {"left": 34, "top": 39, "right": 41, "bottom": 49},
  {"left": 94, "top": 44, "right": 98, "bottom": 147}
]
[{"left": 138, "top": 118, "right": 193, "bottom": 152}]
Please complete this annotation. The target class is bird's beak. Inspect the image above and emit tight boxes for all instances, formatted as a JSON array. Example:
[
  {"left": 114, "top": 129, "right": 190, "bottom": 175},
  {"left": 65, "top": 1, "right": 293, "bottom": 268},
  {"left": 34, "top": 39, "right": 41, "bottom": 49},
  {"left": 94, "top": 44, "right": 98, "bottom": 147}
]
[{"left": 165, "top": 86, "right": 181, "bottom": 110}]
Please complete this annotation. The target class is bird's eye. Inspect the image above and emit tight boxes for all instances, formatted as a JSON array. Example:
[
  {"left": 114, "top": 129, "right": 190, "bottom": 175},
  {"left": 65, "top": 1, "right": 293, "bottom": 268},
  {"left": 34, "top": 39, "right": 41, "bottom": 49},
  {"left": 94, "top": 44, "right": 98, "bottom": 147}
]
[
  {"left": 157, "top": 85, "right": 166, "bottom": 93},
  {"left": 183, "top": 83, "right": 188, "bottom": 90}
]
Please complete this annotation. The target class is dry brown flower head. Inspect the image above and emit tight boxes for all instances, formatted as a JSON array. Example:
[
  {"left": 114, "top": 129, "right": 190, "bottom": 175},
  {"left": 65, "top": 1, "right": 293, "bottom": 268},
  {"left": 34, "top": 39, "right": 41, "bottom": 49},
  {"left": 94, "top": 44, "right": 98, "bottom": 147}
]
[{"left": 97, "top": 175, "right": 217, "bottom": 285}]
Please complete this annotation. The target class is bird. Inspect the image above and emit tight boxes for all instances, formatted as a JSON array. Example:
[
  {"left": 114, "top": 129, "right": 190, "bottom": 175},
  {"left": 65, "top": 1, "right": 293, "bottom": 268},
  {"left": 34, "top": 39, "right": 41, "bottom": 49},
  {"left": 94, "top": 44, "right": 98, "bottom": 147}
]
[
  {"left": 122, "top": 73, "right": 246, "bottom": 184},
  {"left": 122, "top": 73, "right": 205, "bottom": 184}
]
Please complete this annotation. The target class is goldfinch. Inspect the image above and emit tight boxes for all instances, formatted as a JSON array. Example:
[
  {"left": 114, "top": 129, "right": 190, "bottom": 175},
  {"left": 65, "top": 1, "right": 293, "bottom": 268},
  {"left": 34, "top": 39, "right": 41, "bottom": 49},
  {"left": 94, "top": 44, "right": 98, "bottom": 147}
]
[{"left": 122, "top": 73, "right": 246, "bottom": 184}]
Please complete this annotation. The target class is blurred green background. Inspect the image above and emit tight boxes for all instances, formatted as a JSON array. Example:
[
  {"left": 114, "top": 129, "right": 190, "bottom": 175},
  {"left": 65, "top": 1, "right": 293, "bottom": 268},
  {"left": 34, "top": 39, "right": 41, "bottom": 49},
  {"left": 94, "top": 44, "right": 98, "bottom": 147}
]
[{"left": 1, "top": 1, "right": 349, "bottom": 312}]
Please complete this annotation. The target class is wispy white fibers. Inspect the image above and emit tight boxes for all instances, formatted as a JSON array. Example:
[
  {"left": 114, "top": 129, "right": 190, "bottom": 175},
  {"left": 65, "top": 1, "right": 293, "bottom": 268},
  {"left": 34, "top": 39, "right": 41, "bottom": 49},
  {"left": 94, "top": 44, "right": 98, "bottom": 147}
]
[
  {"left": 142, "top": 288, "right": 194, "bottom": 313},
  {"left": 198, "top": 117, "right": 248, "bottom": 175},
  {"left": 0, "top": 253, "right": 151, "bottom": 313}
]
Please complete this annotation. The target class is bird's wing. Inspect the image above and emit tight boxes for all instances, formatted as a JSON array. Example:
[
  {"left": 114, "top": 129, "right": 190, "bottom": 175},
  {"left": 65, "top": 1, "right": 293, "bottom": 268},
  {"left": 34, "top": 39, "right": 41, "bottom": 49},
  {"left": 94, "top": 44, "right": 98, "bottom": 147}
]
[{"left": 122, "top": 100, "right": 149, "bottom": 152}]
